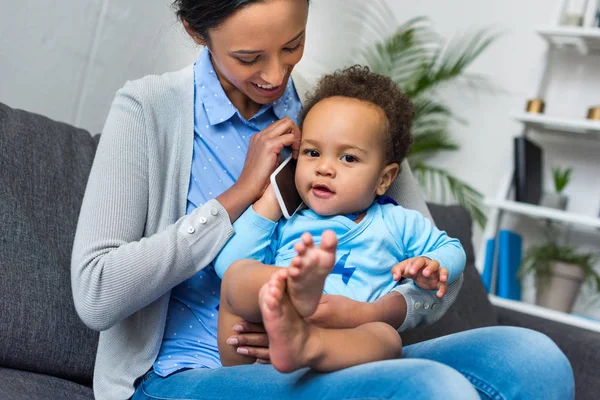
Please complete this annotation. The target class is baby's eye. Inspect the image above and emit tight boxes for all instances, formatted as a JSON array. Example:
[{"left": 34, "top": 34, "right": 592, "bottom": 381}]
[
  {"left": 303, "top": 149, "right": 320, "bottom": 157},
  {"left": 341, "top": 154, "right": 358, "bottom": 163}
]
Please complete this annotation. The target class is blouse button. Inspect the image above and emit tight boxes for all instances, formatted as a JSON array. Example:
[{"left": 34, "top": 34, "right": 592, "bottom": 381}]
[
  {"left": 199, "top": 217, "right": 207, "bottom": 224},
  {"left": 211, "top": 207, "right": 219, "bottom": 216},
  {"left": 187, "top": 227, "right": 195, "bottom": 234}
]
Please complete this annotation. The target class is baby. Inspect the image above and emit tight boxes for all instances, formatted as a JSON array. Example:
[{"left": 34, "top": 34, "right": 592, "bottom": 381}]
[{"left": 213, "top": 66, "right": 466, "bottom": 373}]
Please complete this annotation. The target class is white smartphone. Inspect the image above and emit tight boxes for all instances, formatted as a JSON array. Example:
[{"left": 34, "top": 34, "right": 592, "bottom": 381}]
[{"left": 270, "top": 154, "right": 304, "bottom": 219}]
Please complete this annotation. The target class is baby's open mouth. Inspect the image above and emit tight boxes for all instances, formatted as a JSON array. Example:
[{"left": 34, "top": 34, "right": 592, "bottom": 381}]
[{"left": 312, "top": 184, "right": 335, "bottom": 197}]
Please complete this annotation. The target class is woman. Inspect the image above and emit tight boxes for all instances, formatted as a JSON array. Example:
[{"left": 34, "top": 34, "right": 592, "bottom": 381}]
[{"left": 71, "top": 1, "right": 574, "bottom": 399}]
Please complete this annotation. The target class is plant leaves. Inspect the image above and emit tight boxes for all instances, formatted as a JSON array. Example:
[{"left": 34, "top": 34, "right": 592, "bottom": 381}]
[{"left": 412, "top": 163, "right": 487, "bottom": 227}]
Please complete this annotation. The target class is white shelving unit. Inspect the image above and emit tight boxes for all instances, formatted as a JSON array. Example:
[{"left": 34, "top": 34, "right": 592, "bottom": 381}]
[
  {"left": 490, "top": 295, "right": 600, "bottom": 333},
  {"left": 537, "top": 26, "right": 600, "bottom": 55},
  {"left": 511, "top": 112, "right": 600, "bottom": 136},
  {"left": 484, "top": 198, "right": 600, "bottom": 229},
  {"left": 478, "top": 0, "right": 600, "bottom": 331}
]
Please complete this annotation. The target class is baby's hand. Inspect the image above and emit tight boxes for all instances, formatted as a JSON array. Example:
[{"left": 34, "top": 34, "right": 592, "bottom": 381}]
[
  {"left": 253, "top": 184, "right": 282, "bottom": 222},
  {"left": 391, "top": 257, "right": 448, "bottom": 298}
]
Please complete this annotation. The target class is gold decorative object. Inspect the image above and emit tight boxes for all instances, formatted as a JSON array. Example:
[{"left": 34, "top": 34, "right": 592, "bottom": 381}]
[
  {"left": 587, "top": 106, "right": 600, "bottom": 121},
  {"left": 526, "top": 99, "right": 545, "bottom": 114}
]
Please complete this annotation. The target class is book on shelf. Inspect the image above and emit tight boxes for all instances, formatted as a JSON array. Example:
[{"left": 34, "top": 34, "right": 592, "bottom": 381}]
[
  {"left": 482, "top": 230, "right": 523, "bottom": 301},
  {"left": 514, "top": 136, "right": 543, "bottom": 205}
]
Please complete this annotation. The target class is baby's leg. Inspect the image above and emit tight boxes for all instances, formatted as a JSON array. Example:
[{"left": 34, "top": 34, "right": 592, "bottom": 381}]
[
  {"left": 287, "top": 230, "right": 337, "bottom": 317},
  {"left": 218, "top": 259, "right": 281, "bottom": 366},
  {"left": 260, "top": 270, "right": 403, "bottom": 373}
]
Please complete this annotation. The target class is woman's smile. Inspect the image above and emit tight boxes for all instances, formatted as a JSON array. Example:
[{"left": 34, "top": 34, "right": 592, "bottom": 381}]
[{"left": 250, "top": 79, "right": 288, "bottom": 100}]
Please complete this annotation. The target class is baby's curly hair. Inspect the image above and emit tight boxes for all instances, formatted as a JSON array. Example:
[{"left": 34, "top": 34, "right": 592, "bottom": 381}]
[{"left": 300, "top": 65, "right": 414, "bottom": 165}]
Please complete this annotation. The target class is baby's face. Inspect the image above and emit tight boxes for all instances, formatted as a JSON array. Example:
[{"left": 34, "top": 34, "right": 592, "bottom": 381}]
[{"left": 295, "top": 96, "right": 390, "bottom": 216}]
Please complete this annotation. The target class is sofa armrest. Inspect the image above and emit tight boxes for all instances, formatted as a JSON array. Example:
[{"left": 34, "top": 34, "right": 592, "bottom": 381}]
[{"left": 495, "top": 305, "right": 600, "bottom": 397}]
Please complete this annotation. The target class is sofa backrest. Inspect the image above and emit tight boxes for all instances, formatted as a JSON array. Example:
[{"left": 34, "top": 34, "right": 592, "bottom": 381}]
[
  {"left": 0, "top": 103, "right": 99, "bottom": 386},
  {"left": 402, "top": 203, "right": 499, "bottom": 345},
  {"left": 0, "top": 101, "right": 498, "bottom": 385}
]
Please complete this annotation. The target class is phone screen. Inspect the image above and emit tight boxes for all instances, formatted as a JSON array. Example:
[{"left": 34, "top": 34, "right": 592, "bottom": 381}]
[{"left": 273, "top": 156, "right": 303, "bottom": 218}]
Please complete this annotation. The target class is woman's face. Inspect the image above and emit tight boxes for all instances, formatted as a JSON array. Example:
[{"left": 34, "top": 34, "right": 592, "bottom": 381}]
[{"left": 190, "top": 0, "right": 309, "bottom": 106}]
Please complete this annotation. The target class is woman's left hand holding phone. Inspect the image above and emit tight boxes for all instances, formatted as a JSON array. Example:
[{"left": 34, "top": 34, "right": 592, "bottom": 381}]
[{"left": 216, "top": 117, "right": 301, "bottom": 223}]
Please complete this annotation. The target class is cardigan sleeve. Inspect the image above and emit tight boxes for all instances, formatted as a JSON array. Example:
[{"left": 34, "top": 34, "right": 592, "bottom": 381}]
[{"left": 71, "top": 83, "right": 234, "bottom": 331}]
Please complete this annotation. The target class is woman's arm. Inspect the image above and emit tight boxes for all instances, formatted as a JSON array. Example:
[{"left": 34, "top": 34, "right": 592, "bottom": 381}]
[
  {"left": 392, "top": 275, "right": 463, "bottom": 330},
  {"left": 307, "top": 276, "right": 463, "bottom": 331},
  {"left": 71, "top": 86, "right": 235, "bottom": 331}
]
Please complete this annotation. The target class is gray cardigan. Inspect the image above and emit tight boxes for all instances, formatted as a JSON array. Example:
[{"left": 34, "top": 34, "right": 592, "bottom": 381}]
[{"left": 71, "top": 65, "right": 463, "bottom": 400}]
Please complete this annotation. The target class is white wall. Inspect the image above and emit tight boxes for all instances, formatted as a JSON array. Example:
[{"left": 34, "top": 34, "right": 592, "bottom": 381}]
[
  {"left": 0, "top": 0, "right": 367, "bottom": 134},
  {"left": 2, "top": 0, "right": 599, "bottom": 313},
  {"left": 4, "top": 1, "right": 597, "bottom": 209},
  {"left": 1, "top": 0, "right": 198, "bottom": 133}
]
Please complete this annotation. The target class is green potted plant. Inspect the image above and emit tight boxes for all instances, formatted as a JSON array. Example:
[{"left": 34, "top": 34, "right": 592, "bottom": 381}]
[
  {"left": 520, "top": 233, "right": 599, "bottom": 313},
  {"left": 541, "top": 167, "right": 572, "bottom": 210}
]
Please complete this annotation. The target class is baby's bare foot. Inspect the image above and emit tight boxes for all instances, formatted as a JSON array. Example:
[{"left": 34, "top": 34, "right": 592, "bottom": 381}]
[
  {"left": 258, "top": 269, "right": 320, "bottom": 373},
  {"left": 287, "top": 230, "right": 337, "bottom": 318}
]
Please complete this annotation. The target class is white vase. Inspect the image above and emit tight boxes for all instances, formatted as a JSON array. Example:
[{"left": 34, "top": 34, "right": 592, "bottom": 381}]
[
  {"left": 536, "top": 261, "right": 585, "bottom": 313},
  {"left": 540, "top": 192, "right": 568, "bottom": 210}
]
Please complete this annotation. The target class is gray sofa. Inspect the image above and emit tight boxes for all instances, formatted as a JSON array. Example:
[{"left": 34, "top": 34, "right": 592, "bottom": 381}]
[{"left": 1, "top": 102, "right": 599, "bottom": 399}]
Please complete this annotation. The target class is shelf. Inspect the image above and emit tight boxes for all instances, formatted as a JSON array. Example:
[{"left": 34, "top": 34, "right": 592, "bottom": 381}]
[
  {"left": 537, "top": 26, "right": 600, "bottom": 55},
  {"left": 511, "top": 112, "right": 600, "bottom": 137},
  {"left": 490, "top": 295, "right": 600, "bottom": 333},
  {"left": 484, "top": 198, "right": 600, "bottom": 229}
]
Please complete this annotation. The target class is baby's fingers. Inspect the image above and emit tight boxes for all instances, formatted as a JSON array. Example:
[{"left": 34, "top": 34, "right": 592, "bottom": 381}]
[
  {"left": 406, "top": 257, "right": 427, "bottom": 276},
  {"left": 391, "top": 260, "right": 409, "bottom": 281},
  {"left": 439, "top": 268, "right": 449, "bottom": 283},
  {"left": 436, "top": 281, "right": 447, "bottom": 298}
]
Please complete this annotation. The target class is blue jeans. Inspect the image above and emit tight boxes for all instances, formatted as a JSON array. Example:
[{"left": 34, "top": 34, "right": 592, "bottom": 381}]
[{"left": 132, "top": 326, "right": 574, "bottom": 400}]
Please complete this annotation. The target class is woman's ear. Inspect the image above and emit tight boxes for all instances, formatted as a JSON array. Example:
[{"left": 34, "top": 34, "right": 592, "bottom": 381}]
[
  {"left": 376, "top": 162, "right": 400, "bottom": 195},
  {"left": 181, "top": 18, "right": 207, "bottom": 46}
]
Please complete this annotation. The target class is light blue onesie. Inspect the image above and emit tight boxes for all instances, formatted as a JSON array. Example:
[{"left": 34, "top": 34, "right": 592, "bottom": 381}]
[{"left": 214, "top": 201, "right": 466, "bottom": 302}]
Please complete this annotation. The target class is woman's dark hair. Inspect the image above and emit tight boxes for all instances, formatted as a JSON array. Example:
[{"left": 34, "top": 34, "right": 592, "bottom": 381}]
[
  {"left": 300, "top": 65, "right": 414, "bottom": 165},
  {"left": 173, "top": 1, "right": 309, "bottom": 41}
]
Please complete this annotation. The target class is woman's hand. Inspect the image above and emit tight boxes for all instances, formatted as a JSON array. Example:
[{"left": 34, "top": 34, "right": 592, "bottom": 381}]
[
  {"left": 237, "top": 117, "right": 301, "bottom": 202},
  {"left": 217, "top": 117, "right": 300, "bottom": 223},
  {"left": 226, "top": 321, "right": 271, "bottom": 363}
]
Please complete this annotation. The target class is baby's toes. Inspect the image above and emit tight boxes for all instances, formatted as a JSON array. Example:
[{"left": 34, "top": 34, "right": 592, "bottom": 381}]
[
  {"left": 294, "top": 241, "right": 306, "bottom": 256},
  {"left": 301, "top": 232, "right": 315, "bottom": 247}
]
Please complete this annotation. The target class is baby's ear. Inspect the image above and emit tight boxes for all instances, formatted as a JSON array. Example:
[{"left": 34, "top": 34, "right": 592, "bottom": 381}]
[{"left": 377, "top": 162, "right": 400, "bottom": 195}]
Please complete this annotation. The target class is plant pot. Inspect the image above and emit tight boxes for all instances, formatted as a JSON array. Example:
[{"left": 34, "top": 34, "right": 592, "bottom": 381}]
[
  {"left": 540, "top": 192, "right": 568, "bottom": 210},
  {"left": 535, "top": 261, "right": 584, "bottom": 313}
]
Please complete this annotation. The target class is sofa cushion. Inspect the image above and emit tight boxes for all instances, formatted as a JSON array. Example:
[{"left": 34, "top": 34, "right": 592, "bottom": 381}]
[
  {"left": 402, "top": 203, "right": 498, "bottom": 345},
  {"left": 0, "top": 367, "right": 93, "bottom": 400},
  {"left": 0, "top": 103, "right": 99, "bottom": 386}
]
